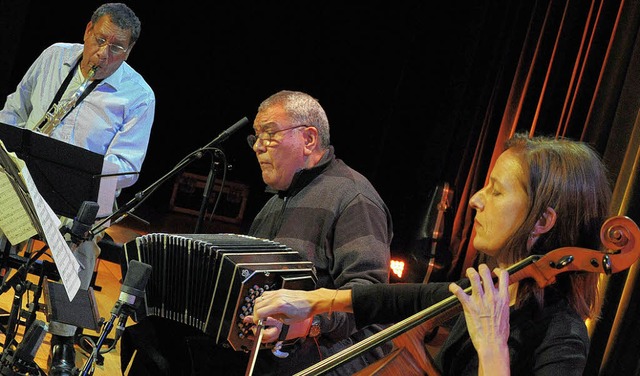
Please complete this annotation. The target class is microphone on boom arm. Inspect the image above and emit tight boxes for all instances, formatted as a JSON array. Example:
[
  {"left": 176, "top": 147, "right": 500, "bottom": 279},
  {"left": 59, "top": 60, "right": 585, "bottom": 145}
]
[
  {"left": 110, "top": 259, "right": 153, "bottom": 345},
  {"left": 204, "top": 117, "right": 250, "bottom": 149},
  {"left": 111, "top": 259, "right": 153, "bottom": 349},
  {"left": 90, "top": 117, "right": 250, "bottom": 236},
  {"left": 113, "top": 260, "right": 153, "bottom": 319},
  {"left": 111, "top": 260, "right": 151, "bottom": 352},
  {"left": 77, "top": 260, "right": 152, "bottom": 376},
  {"left": 62, "top": 201, "right": 100, "bottom": 246}
]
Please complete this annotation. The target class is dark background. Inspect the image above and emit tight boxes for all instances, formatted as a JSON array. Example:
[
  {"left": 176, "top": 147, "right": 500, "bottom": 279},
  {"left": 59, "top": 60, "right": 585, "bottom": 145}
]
[
  {"left": 0, "top": 1, "right": 527, "bottom": 253},
  {"left": 5, "top": 3, "right": 640, "bottom": 374}
]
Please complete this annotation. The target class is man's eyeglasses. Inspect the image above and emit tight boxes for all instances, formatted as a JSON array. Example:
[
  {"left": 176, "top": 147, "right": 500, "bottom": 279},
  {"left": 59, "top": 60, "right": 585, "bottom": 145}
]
[
  {"left": 92, "top": 34, "right": 128, "bottom": 56},
  {"left": 247, "top": 125, "right": 307, "bottom": 148}
]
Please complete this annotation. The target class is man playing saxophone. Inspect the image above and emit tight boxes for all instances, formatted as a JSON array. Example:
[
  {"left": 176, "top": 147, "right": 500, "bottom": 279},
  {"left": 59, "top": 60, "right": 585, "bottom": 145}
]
[{"left": 0, "top": 3, "right": 155, "bottom": 376}]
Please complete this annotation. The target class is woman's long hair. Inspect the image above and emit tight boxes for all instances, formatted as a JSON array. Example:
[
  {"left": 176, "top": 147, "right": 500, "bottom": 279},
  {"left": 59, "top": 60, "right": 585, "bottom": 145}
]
[{"left": 499, "top": 133, "right": 612, "bottom": 319}]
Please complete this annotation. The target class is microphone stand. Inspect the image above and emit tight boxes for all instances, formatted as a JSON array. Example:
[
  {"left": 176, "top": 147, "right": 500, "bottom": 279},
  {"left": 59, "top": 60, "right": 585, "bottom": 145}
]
[
  {"left": 193, "top": 149, "right": 228, "bottom": 234},
  {"left": 194, "top": 158, "right": 219, "bottom": 234},
  {"left": 90, "top": 117, "right": 249, "bottom": 236},
  {"left": 90, "top": 150, "right": 201, "bottom": 235},
  {"left": 0, "top": 242, "right": 49, "bottom": 349},
  {"left": 77, "top": 302, "right": 131, "bottom": 376}
]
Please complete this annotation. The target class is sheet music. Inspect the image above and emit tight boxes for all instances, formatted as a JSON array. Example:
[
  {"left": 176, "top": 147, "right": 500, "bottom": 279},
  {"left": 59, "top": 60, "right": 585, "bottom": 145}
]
[
  {"left": 22, "top": 166, "right": 81, "bottom": 300},
  {"left": 0, "top": 142, "right": 38, "bottom": 244},
  {"left": 0, "top": 168, "right": 38, "bottom": 244},
  {"left": 0, "top": 140, "right": 80, "bottom": 300}
]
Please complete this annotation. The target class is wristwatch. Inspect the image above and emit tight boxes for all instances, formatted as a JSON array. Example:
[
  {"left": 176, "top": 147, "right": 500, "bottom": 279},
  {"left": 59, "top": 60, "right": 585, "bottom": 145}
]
[{"left": 308, "top": 316, "right": 321, "bottom": 337}]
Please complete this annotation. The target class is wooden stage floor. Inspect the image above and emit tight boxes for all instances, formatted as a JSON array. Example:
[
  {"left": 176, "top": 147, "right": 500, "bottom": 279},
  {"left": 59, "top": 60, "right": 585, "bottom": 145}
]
[{"left": 0, "top": 225, "right": 139, "bottom": 375}]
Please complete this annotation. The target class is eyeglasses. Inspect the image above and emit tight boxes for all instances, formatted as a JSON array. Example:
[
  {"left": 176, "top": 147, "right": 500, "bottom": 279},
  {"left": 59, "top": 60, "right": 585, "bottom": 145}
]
[
  {"left": 247, "top": 125, "right": 307, "bottom": 149},
  {"left": 92, "top": 34, "right": 128, "bottom": 56}
]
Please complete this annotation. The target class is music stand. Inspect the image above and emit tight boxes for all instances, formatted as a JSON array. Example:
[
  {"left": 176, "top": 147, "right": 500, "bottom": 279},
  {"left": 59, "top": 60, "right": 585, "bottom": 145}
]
[
  {"left": 0, "top": 137, "right": 88, "bottom": 339},
  {"left": 0, "top": 141, "right": 46, "bottom": 349},
  {"left": 0, "top": 122, "right": 105, "bottom": 218}
]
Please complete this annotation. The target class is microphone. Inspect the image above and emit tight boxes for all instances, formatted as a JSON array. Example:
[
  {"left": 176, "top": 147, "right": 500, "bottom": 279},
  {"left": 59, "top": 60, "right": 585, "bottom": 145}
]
[
  {"left": 78, "top": 260, "right": 152, "bottom": 376},
  {"left": 67, "top": 201, "right": 100, "bottom": 245},
  {"left": 203, "top": 117, "right": 250, "bottom": 149},
  {"left": 114, "top": 260, "right": 152, "bottom": 315}
]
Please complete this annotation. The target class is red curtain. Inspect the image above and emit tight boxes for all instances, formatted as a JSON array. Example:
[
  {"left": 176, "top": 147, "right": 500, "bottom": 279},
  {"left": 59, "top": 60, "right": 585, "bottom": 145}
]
[{"left": 446, "top": 0, "right": 640, "bottom": 373}]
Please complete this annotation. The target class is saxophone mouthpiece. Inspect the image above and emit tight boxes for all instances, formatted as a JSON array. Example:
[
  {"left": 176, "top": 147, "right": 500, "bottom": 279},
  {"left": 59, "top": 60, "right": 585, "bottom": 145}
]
[{"left": 89, "top": 65, "right": 100, "bottom": 78}]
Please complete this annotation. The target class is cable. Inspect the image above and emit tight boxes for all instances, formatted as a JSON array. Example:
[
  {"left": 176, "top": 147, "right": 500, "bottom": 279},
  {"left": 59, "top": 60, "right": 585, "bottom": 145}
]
[{"left": 206, "top": 148, "right": 228, "bottom": 222}]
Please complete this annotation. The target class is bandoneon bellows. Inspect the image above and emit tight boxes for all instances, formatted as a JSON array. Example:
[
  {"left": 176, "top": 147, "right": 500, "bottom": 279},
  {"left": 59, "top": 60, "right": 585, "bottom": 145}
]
[{"left": 122, "top": 233, "right": 317, "bottom": 352}]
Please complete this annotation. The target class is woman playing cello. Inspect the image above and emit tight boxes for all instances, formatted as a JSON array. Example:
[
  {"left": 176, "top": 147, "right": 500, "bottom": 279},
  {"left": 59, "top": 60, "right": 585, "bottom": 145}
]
[{"left": 249, "top": 133, "right": 615, "bottom": 375}]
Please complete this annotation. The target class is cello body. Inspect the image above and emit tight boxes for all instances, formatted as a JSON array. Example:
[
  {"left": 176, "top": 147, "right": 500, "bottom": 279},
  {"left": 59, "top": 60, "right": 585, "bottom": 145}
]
[
  {"left": 354, "top": 183, "right": 451, "bottom": 376},
  {"left": 351, "top": 322, "right": 443, "bottom": 376}
]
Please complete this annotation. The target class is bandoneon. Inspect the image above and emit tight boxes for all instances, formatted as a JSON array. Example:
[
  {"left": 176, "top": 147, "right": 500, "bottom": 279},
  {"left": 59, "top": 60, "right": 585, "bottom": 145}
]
[{"left": 122, "top": 233, "right": 317, "bottom": 352}]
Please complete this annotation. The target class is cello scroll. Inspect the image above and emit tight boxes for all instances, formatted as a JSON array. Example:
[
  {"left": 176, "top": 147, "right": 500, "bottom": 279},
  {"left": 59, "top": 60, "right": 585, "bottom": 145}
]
[
  {"left": 600, "top": 215, "right": 639, "bottom": 274},
  {"left": 514, "top": 215, "right": 640, "bottom": 288}
]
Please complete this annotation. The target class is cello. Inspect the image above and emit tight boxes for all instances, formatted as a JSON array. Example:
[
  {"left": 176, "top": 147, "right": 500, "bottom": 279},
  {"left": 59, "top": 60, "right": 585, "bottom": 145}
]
[{"left": 292, "top": 215, "right": 640, "bottom": 376}]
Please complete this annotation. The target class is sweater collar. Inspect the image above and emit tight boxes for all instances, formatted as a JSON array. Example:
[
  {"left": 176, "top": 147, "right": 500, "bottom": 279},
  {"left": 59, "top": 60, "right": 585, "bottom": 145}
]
[{"left": 271, "top": 146, "right": 335, "bottom": 197}]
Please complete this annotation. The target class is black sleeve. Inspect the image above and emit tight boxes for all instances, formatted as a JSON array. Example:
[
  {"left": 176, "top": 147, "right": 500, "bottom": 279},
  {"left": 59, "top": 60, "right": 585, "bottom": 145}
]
[{"left": 351, "top": 282, "right": 464, "bottom": 328}]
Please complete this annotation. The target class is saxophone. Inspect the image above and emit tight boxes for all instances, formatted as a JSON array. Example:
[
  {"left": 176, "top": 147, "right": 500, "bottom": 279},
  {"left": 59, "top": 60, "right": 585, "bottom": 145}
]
[{"left": 36, "top": 65, "right": 99, "bottom": 135}]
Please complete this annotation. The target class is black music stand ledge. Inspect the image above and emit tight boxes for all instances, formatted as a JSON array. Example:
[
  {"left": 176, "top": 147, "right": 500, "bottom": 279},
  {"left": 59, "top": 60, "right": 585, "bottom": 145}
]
[{"left": 0, "top": 122, "right": 104, "bottom": 218}]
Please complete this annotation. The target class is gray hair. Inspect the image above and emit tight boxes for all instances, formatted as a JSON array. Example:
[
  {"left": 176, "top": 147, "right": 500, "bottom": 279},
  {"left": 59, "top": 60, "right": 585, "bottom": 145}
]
[
  {"left": 91, "top": 3, "right": 142, "bottom": 44},
  {"left": 258, "top": 90, "right": 331, "bottom": 148}
]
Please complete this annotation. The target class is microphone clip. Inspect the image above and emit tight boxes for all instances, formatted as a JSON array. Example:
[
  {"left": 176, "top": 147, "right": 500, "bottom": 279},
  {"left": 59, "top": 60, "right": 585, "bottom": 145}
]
[
  {"left": 64, "top": 201, "right": 100, "bottom": 247},
  {"left": 61, "top": 225, "right": 94, "bottom": 247},
  {"left": 110, "top": 300, "right": 138, "bottom": 320}
]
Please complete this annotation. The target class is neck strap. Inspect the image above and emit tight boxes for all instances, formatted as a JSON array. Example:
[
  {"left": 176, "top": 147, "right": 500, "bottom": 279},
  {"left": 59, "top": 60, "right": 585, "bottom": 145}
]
[{"left": 39, "top": 58, "right": 103, "bottom": 128}]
